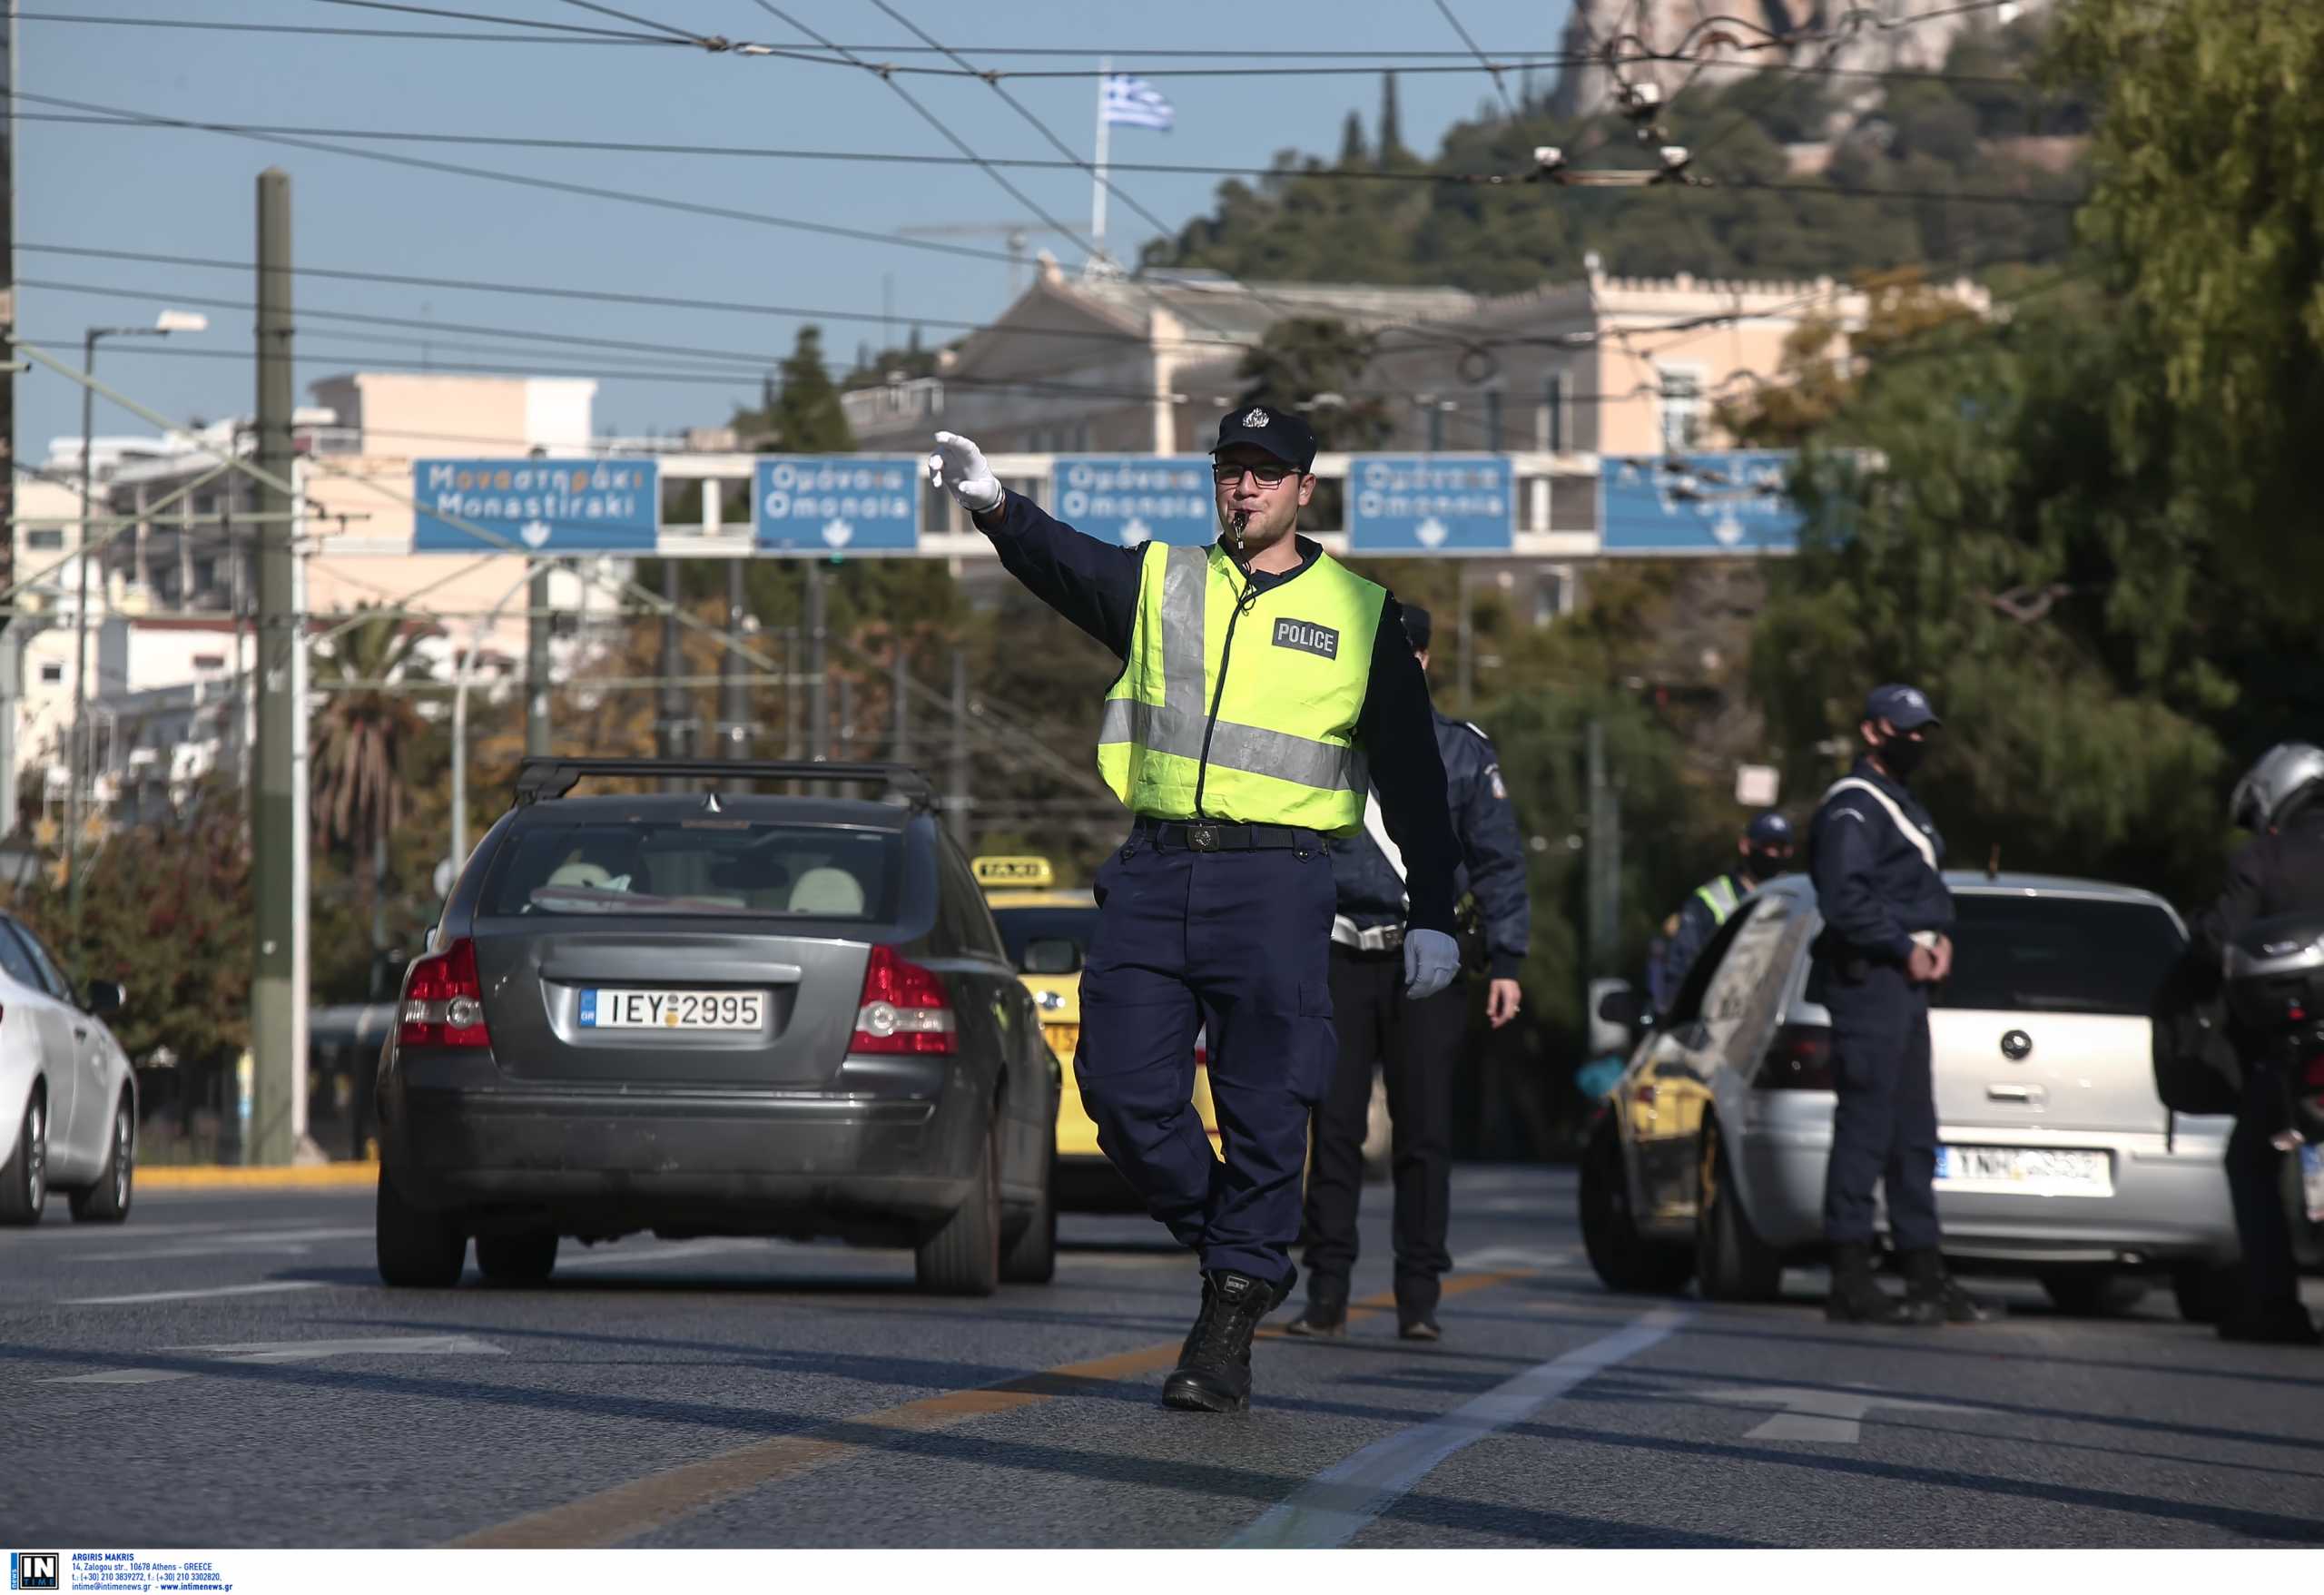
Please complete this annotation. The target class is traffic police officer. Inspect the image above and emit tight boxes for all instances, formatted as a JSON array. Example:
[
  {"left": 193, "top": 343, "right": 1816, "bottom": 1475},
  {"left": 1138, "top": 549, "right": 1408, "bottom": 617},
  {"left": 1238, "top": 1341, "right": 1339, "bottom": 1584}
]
[
  {"left": 1809, "top": 684, "right": 1995, "bottom": 1326},
  {"left": 1290, "top": 602, "right": 1530, "bottom": 1343},
  {"left": 1649, "top": 811, "right": 1794, "bottom": 1016},
  {"left": 927, "top": 410, "right": 1462, "bottom": 1413},
  {"left": 2191, "top": 741, "right": 2324, "bottom": 1345}
]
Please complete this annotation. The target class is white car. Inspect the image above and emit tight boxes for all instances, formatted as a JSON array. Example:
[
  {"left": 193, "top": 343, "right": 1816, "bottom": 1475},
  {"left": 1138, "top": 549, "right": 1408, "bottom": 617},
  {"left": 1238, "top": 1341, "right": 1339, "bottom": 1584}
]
[
  {"left": 0, "top": 912, "right": 136, "bottom": 1225},
  {"left": 1581, "top": 872, "right": 2241, "bottom": 1318}
]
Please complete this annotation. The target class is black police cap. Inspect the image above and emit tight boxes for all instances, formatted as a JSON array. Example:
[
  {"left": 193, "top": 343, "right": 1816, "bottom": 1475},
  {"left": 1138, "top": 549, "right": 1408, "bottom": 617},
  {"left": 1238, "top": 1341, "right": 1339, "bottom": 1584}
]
[{"left": 1212, "top": 404, "right": 1317, "bottom": 472}]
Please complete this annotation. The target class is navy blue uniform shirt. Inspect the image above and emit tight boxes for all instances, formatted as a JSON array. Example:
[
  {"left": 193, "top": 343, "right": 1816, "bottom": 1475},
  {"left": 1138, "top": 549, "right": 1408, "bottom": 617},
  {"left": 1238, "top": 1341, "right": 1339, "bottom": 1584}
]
[
  {"left": 1333, "top": 711, "right": 1530, "bottom": 977},
  {"left": 1807, "top": 756, "right": 1954, "bottom": 965},
  {"left": 975, "top": 488, "right": 1461, "bottom": 939}
]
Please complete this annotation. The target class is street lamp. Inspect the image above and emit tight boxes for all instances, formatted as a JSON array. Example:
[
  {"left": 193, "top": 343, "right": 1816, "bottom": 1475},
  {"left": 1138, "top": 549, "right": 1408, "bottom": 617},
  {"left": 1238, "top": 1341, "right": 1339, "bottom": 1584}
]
[{"left": 66, "top": 310, "right": 209, "bottom": 959}]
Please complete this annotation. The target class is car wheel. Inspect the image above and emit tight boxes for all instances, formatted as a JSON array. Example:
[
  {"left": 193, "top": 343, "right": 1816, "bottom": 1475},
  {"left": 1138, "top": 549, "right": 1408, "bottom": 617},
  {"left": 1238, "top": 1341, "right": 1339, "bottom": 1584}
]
[
  {"left": 2040, "top": 1268, "right": 2151, "bottom": 1317},
  {"left": 0, "top": 1088, "right": 45, "bottom": 1226},
  {"left": 476, "top": 1230, "right": 559, "bottom": 1285},
  {"left": 375, "top": 1166, "right": 467, "bottom": 1288},
  {"left": 2171, "top": 1262, "right": 2240, "bottom": 1324},
  {"left": 1579, "top": 1115, "right": 1693, "bottom": 1295},
  {"left": 69, "top": 1095, "right": 134, "bottom": 1224},
  {"left": 1695, "top": 1127, "right": 1783, "bottom": 1303},
  {"left": 1000, "top": 1148, "right": 1058, "bottom": 1285},
  {"left": 916, "top": 1117, "right": 1001, "bottom": 1296}
]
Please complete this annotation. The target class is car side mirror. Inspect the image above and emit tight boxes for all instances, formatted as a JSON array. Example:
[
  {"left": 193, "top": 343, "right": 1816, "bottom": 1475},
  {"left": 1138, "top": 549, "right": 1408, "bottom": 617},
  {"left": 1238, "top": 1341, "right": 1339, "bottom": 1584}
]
[
  {"left": 1596, "top": 987, "right": 1643, "bottom": 1029},
  {"left": 84, "top": 980, "right": 125, "bottom": 1017},
  {"left": 1020, "top": 937, "right": 1082, "bottom": 976}
]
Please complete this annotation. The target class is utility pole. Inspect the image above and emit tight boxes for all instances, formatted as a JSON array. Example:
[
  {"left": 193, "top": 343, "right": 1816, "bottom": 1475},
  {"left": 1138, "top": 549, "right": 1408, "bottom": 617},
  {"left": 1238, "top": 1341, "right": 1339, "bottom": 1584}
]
[
  {"left": 656, "top": 559, "right": 684, "bottom": 789},
  {"left": 719, "top": 557, "right": 747, "bottom": 759},
  {"left": 947, "top": 647, "right": 970, "bottom": 845},
  {"left": 0, "top": 0, "right": 18, "bottom": 838},
  {"left": 804, "top": 560, "right": 827, "bottom": 762},
  {"left": 524, "top": 559, "right": 550, "bottom": 757},
  {"left": 251, "top": 168, "right": 298, "bottom": 1166}
]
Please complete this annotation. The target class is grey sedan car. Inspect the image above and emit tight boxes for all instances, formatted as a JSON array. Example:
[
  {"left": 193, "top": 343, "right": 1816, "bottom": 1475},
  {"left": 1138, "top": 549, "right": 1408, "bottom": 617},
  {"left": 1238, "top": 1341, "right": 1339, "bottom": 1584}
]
[
  {"left": 1581, "top": 872, "right": 2240, "bottom": 1318},
  {"left": 375, "top": 758, "right": 1060, "bottom": 1296}
]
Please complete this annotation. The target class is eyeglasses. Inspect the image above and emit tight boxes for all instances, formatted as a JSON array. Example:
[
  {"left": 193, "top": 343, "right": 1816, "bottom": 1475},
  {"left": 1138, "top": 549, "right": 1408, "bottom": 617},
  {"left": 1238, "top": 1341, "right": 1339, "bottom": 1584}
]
[{"left": 1210, "top": 462, "right": 1295, "bottom": 487}]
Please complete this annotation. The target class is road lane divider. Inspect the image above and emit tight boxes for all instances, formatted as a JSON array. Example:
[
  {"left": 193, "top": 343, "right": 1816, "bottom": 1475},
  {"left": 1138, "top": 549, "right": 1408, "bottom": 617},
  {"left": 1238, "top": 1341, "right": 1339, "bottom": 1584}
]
[
  {"left": 63, "top": 1280, "right": 330, "bottom": 1306},
  {"left": 1227, "top": 1304, "right": 1695, "bottom": 1549},
  {"left": 453, "top": 1267, "right": 1532, "bottom": 1549}
]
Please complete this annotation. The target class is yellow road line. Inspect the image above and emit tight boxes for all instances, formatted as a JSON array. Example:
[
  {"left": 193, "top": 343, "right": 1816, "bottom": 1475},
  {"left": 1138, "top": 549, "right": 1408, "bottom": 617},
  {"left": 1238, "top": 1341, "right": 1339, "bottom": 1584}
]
[
  {"left": 139, "top": 1163, "right": 379, "bottom": 1191},
  {"left": 454, "top": 1267, "right": 1529, "bottom": 1550}
]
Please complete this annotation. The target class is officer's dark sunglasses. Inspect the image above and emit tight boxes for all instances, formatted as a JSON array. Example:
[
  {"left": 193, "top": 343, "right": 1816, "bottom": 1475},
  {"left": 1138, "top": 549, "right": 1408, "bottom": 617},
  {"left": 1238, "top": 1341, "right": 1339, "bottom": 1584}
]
[{"left": 1211, "top": 461, "right": 1297, "bottom": 487}]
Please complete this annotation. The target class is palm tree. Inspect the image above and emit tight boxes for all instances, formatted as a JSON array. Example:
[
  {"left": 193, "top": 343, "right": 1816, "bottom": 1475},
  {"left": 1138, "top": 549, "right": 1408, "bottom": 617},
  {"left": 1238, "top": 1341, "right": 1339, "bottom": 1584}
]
[{"left": 309, "top": 609, "right": 432, "bottom": 995}]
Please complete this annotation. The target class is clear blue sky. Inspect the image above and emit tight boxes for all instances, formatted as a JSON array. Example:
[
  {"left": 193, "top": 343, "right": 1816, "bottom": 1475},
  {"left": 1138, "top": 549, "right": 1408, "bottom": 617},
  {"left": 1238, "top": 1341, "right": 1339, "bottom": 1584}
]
[{"left": 16, "top": 0, "right": 1573, "bottom": 458}]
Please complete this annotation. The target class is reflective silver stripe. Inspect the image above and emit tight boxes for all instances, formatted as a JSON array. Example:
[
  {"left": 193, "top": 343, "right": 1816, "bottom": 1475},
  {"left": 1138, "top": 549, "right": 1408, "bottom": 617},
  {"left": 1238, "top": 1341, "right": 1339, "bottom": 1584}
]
[
  {"left": 1098, "top": 696, "right": 1206, "bottom": 756},
  {"left": 1204, "top": 717, "right": 1360, "bottom": 793},
  {"left": 1158, "top": 544, "right": 1207, "bottom": 736}
]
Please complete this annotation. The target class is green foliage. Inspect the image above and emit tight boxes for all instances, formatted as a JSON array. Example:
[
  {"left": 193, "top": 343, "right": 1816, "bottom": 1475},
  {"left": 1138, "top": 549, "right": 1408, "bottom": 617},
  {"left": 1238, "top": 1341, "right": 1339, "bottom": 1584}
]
[
  {"left": 1234, "top": 318, "right": 1394, "bottom": 452},
  {"left": 733, "top": 325, "right": 856, "bottom": 452},
  {"left": 2050, "top": 0, "right": 2324, "bottom": 607}
]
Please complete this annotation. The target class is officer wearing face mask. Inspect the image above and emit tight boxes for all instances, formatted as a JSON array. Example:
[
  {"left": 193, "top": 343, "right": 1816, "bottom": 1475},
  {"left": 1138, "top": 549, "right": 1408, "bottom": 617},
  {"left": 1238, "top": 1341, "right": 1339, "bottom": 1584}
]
[
  {"left": 1649, "top": 812, "right": 1795, "bottom": 1018},
  {"left": 1809, "top": 684, "right": 1998, "bottom": 1327}
]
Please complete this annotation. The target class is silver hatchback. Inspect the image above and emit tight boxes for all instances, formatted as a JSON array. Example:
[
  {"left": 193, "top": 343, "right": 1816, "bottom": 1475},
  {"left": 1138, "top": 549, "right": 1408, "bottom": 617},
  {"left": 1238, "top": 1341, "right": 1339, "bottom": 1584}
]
[{"left": 1580, "top": 872, "right": 2241, "bottom": 1318}]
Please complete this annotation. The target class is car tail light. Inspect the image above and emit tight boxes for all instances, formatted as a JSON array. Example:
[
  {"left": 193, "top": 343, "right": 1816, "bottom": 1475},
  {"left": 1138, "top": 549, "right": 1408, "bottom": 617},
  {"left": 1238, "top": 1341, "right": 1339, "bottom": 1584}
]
[
  {"left": 400, "top": 938, "right": 490, "bottom": 1050},
  {"left": 852, "top": 945, "right": 956, "bottom": 1054},
  {"left": 2303, "top": 1054, "right": 2324, "bottom": 1090},
  {"left": 1757, "top": 1022, "right": 1835, "bottom": 1090}
]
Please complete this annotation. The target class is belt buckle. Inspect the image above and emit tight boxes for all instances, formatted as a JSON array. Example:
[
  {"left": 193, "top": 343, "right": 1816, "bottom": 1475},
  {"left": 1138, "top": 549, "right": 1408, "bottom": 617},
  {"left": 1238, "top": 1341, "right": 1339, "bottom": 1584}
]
[{"left": 1189, "top": 824, "right": 1219, "bottom": 852}]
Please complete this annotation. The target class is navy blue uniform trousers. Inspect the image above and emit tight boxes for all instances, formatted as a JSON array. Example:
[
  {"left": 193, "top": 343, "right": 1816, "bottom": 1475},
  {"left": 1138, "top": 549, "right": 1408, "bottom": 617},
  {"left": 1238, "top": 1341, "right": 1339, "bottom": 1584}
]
[
  {"left": 1820, "top": 962, "right": 1942, "bottom": 1252},
  {"left": 1077, "top": 829, "right": 1339, "bottom": 1285}
]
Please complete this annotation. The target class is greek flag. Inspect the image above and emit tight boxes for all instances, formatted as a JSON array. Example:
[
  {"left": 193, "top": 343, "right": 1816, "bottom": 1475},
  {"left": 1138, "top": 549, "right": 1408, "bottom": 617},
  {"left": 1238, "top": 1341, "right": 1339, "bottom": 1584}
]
[{"left": 1101, "top": 74, "right": 1175, "bottom": 132}]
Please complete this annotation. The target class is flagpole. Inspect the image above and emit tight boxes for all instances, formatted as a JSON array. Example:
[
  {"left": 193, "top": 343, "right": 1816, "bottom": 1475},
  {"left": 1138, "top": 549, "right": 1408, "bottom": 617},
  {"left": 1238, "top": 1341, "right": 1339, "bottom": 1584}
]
[{"left": 1091, "top": 56, "right": 1111, "bottom": 265}]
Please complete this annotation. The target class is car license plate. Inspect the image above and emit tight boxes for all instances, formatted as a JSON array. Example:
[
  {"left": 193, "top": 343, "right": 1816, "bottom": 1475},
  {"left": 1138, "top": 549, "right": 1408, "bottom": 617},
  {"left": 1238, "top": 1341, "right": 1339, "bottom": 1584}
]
[
  {"left": 2301, "top": 1143, "right": 2324, "bottom": 1224},
  {"left": 578, "top": 989, "right": 764, "bottom": 1031},
  {"left": 1934, "top": 1145, "right": 2112, "bottom": 1196}
]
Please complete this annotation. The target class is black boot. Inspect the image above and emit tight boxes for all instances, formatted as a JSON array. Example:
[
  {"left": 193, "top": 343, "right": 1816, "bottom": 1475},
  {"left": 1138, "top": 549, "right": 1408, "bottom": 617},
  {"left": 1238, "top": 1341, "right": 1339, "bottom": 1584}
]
[
  {"left": 1163, "top": 1267, "right": 1294, "bottom": 1413},
  {"left": 1285, "top": 1277, "right": 1349, "bottom": 1338},
  {"left": 1901, "top": 1248, "right": 2003, "bottom": 1324},
  {"left": 1826, "top": 1241, "right": 1938, "bottom": 1325},
  {"left": 2217, "top": 1295, "right": 2320, "bottom": 1345}
]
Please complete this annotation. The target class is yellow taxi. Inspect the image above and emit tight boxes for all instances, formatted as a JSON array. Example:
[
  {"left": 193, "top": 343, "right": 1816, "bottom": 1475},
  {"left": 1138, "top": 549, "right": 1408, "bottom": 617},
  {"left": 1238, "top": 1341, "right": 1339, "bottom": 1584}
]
[{"left": 974, "top": 855, "right": 1223, "bottom": 1209}]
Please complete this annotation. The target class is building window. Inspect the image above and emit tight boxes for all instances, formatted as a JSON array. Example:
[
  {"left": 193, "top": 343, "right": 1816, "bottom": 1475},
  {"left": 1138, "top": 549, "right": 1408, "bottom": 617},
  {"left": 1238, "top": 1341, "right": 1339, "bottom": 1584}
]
[
  {"left": 1539, "top": 372, "right": 1567, "bottom": 452},
  {"left": 192, "top": 654, "right": 227, "bottom": 672},
  {"left": 193, "top": 558, "right": 216, "bottom": 591},
  {"left": 1482, "top": 389, "right": 1504, "bottom": 452},
  {"left": 1658, "top": 364, "right": 1706, "bottom": 454},
  {"left": 26, "top": 527, "right": 64, "bottom": 551},
  {"left": 1425, "top": 401, "right": 1446, "bottom": 454},
  {"left": 39, "top": 663, "right": 64, "bottom": 684}
]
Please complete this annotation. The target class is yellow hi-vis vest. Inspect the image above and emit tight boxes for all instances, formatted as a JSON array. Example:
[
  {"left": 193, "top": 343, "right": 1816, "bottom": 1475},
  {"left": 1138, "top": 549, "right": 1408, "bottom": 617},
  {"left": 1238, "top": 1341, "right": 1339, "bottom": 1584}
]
[{"left": 1097, "top": 540, "right": 1384, "bottom": 835}]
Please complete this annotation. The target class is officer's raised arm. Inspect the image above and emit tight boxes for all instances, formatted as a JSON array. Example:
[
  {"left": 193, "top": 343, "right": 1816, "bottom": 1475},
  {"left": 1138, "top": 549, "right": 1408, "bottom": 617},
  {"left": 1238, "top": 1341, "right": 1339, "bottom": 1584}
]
[{"left": 930, "top": 429, "right": 1144, "bottom": 660}]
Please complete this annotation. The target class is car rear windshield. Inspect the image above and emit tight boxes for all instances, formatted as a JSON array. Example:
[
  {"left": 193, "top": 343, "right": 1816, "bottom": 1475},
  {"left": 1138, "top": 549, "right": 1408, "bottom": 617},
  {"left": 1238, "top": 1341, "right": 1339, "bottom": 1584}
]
[
  {"left": 484, "top": 820, "right": 903, "bottom": 921},
  {"left": 1934, "top": 895, "right": 2184, "bottom": 1015},
  {"left": 991, "top": 906, "right": 1099, "bottom": 968}
]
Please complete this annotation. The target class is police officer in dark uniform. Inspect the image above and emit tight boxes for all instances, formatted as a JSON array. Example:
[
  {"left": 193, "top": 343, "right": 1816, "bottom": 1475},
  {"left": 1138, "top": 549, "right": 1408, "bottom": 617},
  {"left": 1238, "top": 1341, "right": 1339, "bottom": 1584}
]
[
  {"left": 1809, "top": 684, "right": 1996, "bottom": 1326},
  {"left": 1649, "top": 812, "right": 1795, "bottom": 1017},
  {"left": 928, "top": 412, "right": 1462, "bottom": 1413},
  {"left": 2191, "top": 741, "right": 2324, "bottom": 1345},
  {"left": 1288, "top": 602, "right": 1531, "bottom": 1343}
]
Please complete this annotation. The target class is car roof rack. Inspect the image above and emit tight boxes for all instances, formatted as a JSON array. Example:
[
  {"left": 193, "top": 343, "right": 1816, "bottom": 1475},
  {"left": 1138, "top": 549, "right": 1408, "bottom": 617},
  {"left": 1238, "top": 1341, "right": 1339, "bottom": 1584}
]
[{"left": 513, "top": 756, "right": 936, "bottom": 810}]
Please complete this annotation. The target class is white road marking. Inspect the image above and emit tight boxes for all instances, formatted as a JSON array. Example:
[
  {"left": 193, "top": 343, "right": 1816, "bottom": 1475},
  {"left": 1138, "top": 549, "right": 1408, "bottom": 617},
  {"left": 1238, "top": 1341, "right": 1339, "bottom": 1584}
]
[
  {"left": 1228, "top": 1305, "right": 1692, "bottom": 1549},
  {"left": 555, "top": 1238, "right": 774, "bottom": 1270},
  {"left": 84, "top": 1226, "right": 374, "bottom": 1262},
  {"left": 169, "top": 1334, "right": 507, "bottom": 1364},
  {"left": 1450, "top": 1245, "right": 1577, "bottom": 1272},
  {"left": 1698, "top": 1383, "right": 1982, "bottom": 1443},
  {"left": 41, "top": 1334, "right": 506, "bottom": 1386},
  {"left": 63, "top": 1280, "right": 328, "bottom": 1306}
]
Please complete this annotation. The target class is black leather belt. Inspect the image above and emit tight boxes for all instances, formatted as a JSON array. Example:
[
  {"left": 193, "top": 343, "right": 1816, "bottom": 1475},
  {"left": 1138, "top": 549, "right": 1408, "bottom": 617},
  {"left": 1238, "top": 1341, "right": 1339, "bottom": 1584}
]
[{"left": 1134, "top": 817, "right": 1327, "bottom": 853}]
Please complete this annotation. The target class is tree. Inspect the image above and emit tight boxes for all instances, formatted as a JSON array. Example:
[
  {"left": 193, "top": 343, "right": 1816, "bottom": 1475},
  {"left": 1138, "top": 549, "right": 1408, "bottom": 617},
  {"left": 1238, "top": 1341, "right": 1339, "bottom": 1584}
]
[
  {"left": 1234, "top": 317, "right": 1393, "bottom": 451},
  {"left": 1378, "top": 72, "right": 1408, "bottom": 166},
  {"left": 734, "top": 325, "right": 857, "bottom": 451},
  {"left": 1338, "top": 110, "right": 1369, "bottom": 168},
  {"left": 2049, "top": 0, "right": 2324, "bottom": 610},
  {"left": 309, "top": 609, "right": 431, "bottom": 996}
]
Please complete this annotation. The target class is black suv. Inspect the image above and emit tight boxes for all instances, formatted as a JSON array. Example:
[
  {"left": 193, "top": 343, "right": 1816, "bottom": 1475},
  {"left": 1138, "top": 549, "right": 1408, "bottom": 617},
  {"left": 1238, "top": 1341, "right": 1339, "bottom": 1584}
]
[{"left": 374, "top": 758, "right": 1059, "bottom": 1295}]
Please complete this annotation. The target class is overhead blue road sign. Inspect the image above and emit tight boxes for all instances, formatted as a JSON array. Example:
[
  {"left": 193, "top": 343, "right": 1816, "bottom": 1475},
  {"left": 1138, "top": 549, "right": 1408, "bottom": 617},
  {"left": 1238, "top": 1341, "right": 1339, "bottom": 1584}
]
[
  {"left": 413, "top": 458, "right": 658, "bottom": 554},
  {"left": 1055, "top": 457, "right": 1217, "bottom": 547},
  {"left": 755, "top": 457, "right": 921, "bottom": 555},
  {"left": 1600, "top": 451, "right": 1804, "bottom": 555},
  {"left": 1347, "top": 455, "right": 1514, "bottom": 554}
]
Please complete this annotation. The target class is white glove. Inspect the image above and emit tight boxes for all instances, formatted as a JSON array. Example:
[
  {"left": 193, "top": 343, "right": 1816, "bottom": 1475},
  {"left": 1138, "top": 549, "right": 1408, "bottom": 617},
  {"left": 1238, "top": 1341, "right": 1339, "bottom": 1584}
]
[
  {"left": 1403, "top": 929, "right": 1460, "bottom": 1001},
  {"left": 928, "top": 430, "right": 1003, "bottom": 516}
]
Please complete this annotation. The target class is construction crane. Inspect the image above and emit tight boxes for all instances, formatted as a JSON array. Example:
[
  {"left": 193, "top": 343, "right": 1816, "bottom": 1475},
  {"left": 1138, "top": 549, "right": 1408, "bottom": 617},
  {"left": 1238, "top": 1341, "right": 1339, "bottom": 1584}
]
[{"left": 895, "top": 222, "right": 1080, "bottom": 298}]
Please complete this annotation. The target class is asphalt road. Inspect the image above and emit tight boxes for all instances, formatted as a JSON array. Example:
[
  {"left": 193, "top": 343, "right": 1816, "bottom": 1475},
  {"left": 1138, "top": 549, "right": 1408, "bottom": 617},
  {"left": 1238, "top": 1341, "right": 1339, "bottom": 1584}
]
[{"left": 5, "top": 1167, "right": 2322, "bottom": 1549}]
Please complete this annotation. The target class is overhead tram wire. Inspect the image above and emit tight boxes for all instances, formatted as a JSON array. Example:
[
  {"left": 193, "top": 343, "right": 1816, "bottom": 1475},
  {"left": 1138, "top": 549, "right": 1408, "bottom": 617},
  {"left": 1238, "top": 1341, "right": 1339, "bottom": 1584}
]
[
  {"left": 312, "top": 0, "right": 684, "bottom": 44},
  {"left": 1433, "top": 0, "right": 1519, "bottom": 116}
]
